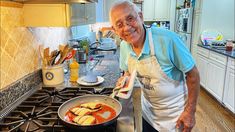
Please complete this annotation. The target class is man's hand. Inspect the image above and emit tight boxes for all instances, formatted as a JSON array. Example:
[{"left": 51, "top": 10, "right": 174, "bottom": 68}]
[
  {"left": 176, "top": 109, "right": 196, "bottom": 132},
  {"left": 115, "top": 72, "right": 130, "bottom": 87},
  {"left": 176, "top": 66, "right": 200, "bottom": 132}
]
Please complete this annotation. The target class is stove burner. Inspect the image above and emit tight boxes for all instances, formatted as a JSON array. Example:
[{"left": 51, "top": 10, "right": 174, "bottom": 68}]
[{"left": 0, "top": 87, "right": 114, "bottom": 132}]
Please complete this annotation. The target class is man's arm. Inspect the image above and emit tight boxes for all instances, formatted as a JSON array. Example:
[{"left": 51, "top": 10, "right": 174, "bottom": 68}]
[{"left": 176, "top": 66, "right": 200, "bottom": 132}]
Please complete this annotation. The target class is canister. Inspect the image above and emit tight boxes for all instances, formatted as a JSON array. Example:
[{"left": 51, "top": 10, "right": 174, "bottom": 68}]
[{"left": 42, "top": 64, "right": 64, "bottom": 85}]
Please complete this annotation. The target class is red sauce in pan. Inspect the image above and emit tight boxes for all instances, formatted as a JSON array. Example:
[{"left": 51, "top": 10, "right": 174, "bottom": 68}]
[{"left": 65, "top": 104, "right": 116, "bottom": 125}]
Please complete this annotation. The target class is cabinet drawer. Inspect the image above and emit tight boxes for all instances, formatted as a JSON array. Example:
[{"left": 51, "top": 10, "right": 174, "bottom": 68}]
[
  {"left": 209, "top": 51, "right": 227, "bottom": 65},
  {"left": 197, "top": 47, "right": 209, "bottom": 57},
  {"left": 228, "top": 57, "right": 235, "bottom": 70}
]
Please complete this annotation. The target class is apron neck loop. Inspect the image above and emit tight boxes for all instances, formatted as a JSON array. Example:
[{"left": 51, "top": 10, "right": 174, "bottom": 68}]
[{"left": 148, "top": 28, "right": 155, "bottom": 56}]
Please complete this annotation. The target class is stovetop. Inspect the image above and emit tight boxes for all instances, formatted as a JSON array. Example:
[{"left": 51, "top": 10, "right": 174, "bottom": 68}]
[{"left": 0, "top": 87, "right": 115, "bottom": 132}]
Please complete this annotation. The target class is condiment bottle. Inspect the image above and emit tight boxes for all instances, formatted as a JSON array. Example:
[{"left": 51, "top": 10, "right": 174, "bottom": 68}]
[
  {"left": 226, "top": 39, "right": 234, "bottom": 51},
  {"left": 69, "top": 59, "right": 79, "bottom": 82}
]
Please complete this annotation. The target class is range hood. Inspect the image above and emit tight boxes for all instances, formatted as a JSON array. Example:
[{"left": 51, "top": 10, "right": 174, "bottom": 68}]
[{"left": 10, "top": 0, "right": 98, "bottom": 4}]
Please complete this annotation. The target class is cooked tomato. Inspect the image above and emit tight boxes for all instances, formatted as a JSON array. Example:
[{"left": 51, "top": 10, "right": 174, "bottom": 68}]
[{"left": 65, "top": 103, "right": 116, "bottom": 125}]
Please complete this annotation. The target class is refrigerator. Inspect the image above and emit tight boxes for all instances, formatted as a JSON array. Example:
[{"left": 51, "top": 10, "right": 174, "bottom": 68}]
[{"left": 175, "top": 8, "right": 194, "bottom": 52}]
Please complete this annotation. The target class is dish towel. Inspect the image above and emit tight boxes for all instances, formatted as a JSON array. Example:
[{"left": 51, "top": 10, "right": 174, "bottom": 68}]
[{"left": 111, "top": 70, "right": 137, "bottom": 99}]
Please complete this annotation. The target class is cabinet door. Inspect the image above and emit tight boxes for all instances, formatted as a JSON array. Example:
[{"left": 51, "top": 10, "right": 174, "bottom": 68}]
[
  {"left": 206, "top": 61, "right": 226, "bottom": 101},
  {"left": 143, "top": 0, "right": 155, "bottom": 21},
  {"left": 196, "top": 54, "right": 208, "bottom": 88},
  {"left": 85, "top": 3, "right": 96, "bottom": 24},
  {"left": 154, "top": 0, "right": 171, "bottom": 21},
  {"left": 70, "top": 4, "right": 86, "bottom": 26},
  {"left": 70, "top": 3, "right": 96, "bottom": 26},
  {"left": 23, "top": 4, "right": 70, "bottom": 27},
  {"left": 223, "top": 60, "right": 235, "bottom": 113}
]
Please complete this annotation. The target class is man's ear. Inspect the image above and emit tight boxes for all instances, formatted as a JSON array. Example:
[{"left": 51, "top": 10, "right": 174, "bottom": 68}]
[
  {"left": 138, "top": 12, "right": 144, "bottom": 22},
  {"left": 111, "top": 26, "right": 118, "bottom": 34}
]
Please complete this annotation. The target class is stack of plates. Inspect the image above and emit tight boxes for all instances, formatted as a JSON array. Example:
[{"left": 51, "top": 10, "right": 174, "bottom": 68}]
[{"left": 77, "top": 75, "right": 104, "bottom": 86}]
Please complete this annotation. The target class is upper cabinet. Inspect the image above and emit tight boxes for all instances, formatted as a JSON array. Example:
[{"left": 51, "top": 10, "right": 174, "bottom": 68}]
[
  {"left": 70, "top": 3, "right": 96, "bottom": 26},
  {"left": 22, "top": 3, "right": 96, "bottom": 27},
  {"left": 143, "top": 0, "right": 171, "bottom": 21},
  {"left": 23, "top": 4, "right": 70, "bottom": 27},
  {"left": 96, "top": 0, "right": 117, "bottom": 22}
]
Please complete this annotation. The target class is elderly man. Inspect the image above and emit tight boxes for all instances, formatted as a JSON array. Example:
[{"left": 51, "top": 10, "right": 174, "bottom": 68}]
[{"left": 109, "top": 0, "right": 200, "bottom": 132}]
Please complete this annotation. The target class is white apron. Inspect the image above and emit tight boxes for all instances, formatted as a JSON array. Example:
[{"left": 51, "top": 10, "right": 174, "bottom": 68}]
[{"left": 127, "top": 28, "right": 187, "bottom": 131}]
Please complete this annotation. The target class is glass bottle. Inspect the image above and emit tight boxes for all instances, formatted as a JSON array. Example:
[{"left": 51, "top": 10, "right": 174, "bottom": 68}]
[{"left": 69, "top": 58, "right": 79, "bottom": 82}]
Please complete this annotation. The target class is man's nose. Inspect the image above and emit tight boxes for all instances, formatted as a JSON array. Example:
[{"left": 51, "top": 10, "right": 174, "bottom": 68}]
[{"left": 123, "top": 21, "right": 132, "bottom": 30}]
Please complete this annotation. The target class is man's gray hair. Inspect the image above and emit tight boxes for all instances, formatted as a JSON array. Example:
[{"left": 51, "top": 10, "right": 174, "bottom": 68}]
[{"left": 109, "top": 0, "right": 141, "bottom": 23}]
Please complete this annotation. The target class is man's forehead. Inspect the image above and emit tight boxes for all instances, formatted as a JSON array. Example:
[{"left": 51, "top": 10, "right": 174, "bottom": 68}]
[{"left": 111, "top": 10, "right": 136, "bottom": 23}]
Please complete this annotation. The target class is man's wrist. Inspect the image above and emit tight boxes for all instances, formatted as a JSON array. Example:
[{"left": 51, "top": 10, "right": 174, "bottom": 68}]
[{"left": 185, "top": 104, "right": 196, "bottom": 114}]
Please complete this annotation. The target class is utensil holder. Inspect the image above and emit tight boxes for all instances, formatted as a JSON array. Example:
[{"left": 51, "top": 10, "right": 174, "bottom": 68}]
[{"left": 42, "top": 64, "right": 64, "bottom": 85}]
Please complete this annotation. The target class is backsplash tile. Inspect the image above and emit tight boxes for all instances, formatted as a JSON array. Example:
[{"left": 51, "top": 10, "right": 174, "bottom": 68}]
[
  {"left": 0, "top": 4, "right": 71, "bottom": 89},
  {"left": 0, "top": 5, "right": 40, "bottom": 89}
]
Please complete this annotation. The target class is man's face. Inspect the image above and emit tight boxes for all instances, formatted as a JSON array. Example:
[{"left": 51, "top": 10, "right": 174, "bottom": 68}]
[{"left": 110, "top": 4, "right": 145, "bottom": 45}]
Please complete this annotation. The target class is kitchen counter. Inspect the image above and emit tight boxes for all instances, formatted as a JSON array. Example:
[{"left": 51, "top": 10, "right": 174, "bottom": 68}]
[
  {"left": 197, "top": 44, "right": 235, "bottom": 58},
  {"left": 0, "top": 49, "right": 136, "bottom": 132},
  {"left": 43, "top": 51, "right": 121, "bottom": 90}
]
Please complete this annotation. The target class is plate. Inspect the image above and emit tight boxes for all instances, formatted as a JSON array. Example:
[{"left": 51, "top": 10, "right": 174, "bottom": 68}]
[{"left": 77, "top": 76, "right": 104, "bottom": 86}]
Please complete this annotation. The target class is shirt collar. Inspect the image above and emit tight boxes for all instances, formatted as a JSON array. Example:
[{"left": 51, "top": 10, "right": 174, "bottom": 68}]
[{"left": 142, "top": 26, "right": 150, "bottom": 55}]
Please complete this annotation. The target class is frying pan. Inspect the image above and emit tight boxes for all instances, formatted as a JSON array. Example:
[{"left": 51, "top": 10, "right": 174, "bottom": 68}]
[{"left": 58, "top": 95, "right": 122, "bottom": 131}]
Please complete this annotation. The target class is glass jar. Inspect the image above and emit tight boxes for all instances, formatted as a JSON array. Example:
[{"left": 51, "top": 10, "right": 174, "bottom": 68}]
[{"left": 226, "top": 39, "right": 233, "bottom": 51}]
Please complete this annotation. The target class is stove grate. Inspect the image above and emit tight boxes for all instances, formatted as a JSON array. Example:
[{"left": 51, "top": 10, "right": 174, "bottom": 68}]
[{"left": 0, "top": 87, "right": 115, "bottom": 132}]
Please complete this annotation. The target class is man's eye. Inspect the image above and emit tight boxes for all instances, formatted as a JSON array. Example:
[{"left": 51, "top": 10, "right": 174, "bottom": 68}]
[
  {"left": 127, "top": 16, "right": 134, "bottom": 22},
  {"left": 116, "top": 23, "right": 123, "bottom": 28}
]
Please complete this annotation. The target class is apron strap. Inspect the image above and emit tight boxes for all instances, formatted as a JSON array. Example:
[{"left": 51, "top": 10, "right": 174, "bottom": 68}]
[{"left": 147, "top": 28, "right": 155, "bottom": 56}]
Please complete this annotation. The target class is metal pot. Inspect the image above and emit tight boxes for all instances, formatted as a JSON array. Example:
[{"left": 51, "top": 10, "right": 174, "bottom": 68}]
[
  {"left": 58, "top": 95, "right": 122, "bottom": 131},
  {"left": 72, "top": 44, "right": 86, "bottom": 64}
]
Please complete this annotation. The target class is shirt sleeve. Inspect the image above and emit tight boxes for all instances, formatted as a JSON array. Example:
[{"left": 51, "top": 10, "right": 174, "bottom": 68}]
[
  {"left": 119, "top": 41, "right": 129, "bottom": 71},
  {"left": 169, "top": 34, "right": 195, "bottom": 73}
]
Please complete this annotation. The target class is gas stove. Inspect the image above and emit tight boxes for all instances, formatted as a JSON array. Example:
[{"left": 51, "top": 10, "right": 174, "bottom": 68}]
[{"left": 0, "top": 87, "right": 116, "bottom": 132}]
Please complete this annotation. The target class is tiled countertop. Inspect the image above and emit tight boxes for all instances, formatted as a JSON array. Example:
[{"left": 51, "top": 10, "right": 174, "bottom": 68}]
[{"left": 197, "top": 44, "right": 235, "bottom": 58}]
